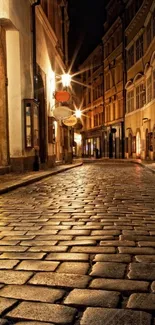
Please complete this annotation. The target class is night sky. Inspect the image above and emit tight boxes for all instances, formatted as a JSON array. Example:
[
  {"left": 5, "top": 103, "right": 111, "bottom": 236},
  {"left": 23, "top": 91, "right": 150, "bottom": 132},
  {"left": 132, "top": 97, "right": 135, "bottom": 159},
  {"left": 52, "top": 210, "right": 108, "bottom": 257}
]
[{"left": 68, "top": 0, "right": 107, "bottom": 70}]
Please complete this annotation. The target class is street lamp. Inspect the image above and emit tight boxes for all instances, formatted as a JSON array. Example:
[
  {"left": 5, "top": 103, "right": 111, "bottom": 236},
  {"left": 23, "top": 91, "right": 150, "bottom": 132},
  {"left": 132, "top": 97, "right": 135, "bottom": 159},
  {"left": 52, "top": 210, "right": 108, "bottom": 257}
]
[
  {"left": 75, "top": 109, "right": 81, "bottom": 118},
  {"left": 61, "top": 73, "right": 71, "bottom": 88}
]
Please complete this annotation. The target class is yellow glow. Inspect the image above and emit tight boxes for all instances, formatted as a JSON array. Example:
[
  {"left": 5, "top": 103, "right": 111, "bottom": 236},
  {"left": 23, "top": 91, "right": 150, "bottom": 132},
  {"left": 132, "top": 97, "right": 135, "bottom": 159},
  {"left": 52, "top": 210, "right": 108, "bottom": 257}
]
[
  {"left": 75, "top": 109, "right": 81, "bottom": 118},
  {"left": 61, "top": 73, "right": 71, "bottom": 87},
  {"left": 74, "top": 133, "right": 82, "bottom": 144}
]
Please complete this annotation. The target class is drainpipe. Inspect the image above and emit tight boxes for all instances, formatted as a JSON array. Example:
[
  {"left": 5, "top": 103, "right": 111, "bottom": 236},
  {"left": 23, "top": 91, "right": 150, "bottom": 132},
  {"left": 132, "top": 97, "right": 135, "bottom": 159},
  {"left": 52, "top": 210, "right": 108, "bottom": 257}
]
[
  {"left": 31, "top": 0, "right": 40, "bottom": 171},
  {"left": 31, "top": 0, "right": 40, "bottom": 100}
]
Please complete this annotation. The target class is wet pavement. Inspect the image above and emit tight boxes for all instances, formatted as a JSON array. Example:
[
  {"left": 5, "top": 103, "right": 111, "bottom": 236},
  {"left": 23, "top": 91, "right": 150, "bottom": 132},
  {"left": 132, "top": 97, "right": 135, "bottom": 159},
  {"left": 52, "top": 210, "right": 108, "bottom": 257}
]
[{"left": 0, "top": 162, "right": 155, "bottom": 324}]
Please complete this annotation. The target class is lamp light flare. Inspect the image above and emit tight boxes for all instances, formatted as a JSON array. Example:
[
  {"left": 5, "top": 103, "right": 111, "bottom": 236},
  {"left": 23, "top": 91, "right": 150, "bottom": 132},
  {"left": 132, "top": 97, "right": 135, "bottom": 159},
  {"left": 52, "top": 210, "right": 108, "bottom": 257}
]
[
  {"left": 75, "top": 109, "right": 82, "bottom": 118},
  {"left": 61, "top": 73, "right": 71, "bottom": 87}
]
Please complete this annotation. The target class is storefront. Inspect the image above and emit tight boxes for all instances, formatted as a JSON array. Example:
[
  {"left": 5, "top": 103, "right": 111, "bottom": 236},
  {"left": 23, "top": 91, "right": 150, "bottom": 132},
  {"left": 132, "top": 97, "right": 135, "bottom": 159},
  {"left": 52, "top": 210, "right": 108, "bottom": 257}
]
[
  {"left": 81, "top": 127, "right": 103, "bottom": 158},
  {"left": 103, "top": 122, "right": 124, "bottom": 158}
]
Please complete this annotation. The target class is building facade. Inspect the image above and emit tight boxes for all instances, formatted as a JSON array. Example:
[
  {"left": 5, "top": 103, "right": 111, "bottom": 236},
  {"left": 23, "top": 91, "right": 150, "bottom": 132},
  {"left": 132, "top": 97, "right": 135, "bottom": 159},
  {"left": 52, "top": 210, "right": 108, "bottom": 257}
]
[
  {"left": 125, "top": 0, "right": 155, "bottom": 160},
  {"left": 102, "top": 0, "right": 125, "bottom": 158},
  {"left": 80, "top": 45, "right": 104, "bottom": 158},
  {"left": 0, "top": 0, "right": 70, "bottom": 173}
]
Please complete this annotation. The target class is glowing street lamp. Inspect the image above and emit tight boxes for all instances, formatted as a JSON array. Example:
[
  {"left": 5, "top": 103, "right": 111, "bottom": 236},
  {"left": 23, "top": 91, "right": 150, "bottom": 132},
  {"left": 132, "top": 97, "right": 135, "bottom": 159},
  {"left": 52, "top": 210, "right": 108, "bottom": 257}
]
[
  {"left": 75, "top": 109, "right": 81, "bottom": 118},
  {"left": 61, "top": 73, "right": 71, "bottom": 87}
]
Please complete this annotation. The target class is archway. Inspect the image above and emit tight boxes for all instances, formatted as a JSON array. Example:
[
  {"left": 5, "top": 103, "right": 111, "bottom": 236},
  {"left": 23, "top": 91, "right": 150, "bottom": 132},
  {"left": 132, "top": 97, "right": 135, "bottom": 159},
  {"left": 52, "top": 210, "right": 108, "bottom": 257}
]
[
  {"left": 145, "top": 129, "right": 149, "bottom": 159},
  {"left": 136, "top": 131, "right": 141, "bottom": 158},
  {"left": 128, "top": 133, "right": 132, "bottom": 158}
]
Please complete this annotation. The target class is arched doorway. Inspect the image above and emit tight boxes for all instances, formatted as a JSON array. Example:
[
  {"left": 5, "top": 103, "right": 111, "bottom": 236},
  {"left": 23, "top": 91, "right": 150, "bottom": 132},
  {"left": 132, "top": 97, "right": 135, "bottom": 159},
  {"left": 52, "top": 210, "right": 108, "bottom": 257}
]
[
  {"left": 37, "top": 70, "right": 47, "bottom": 164},
  {"left": 145, "top": 128, "right": 149, "bottom": 159},
  {"left": 136, "top": 131, "right": 141, "bottom": 158},
  {"left": 128, "top": 133, "right": 132, "bottom": 158}
]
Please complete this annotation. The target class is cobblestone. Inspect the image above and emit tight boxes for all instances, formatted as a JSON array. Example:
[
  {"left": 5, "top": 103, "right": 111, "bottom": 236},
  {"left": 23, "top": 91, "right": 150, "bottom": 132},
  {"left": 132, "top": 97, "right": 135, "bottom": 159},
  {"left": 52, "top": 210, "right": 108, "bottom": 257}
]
[
  {"left": 6, "top": 302, "right": 77, "bottom": 324},
  {"left": 0, "top": 162, "right": 155, "bottom": 323},
  {"left": 127, "top": 293, "right": 155, "bottom": 311},
  {"left": 80, "top": 308, "right": 152, "bottom": 325},
  {"left": 64, "top": 288, "right": 120, "bottom": 307},
  {"left": 90, "top": 262, "right": 126, "bottom": 278},
  {"left": 0, "top": 285, "right": 65, "bottom": 303}
]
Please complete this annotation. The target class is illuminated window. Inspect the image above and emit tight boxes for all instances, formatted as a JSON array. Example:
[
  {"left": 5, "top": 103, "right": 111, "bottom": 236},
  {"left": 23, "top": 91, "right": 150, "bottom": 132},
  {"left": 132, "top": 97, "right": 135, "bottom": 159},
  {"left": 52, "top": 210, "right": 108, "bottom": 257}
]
[
  {"left": 127, "top": 45, "right": 134, "bottom": 69},
  {"left": 127, "top": 90, "right": 134, "bottom": 113},
  {"left": 136, "top": 132, "right": 141, "bottom": 156},
  {"left": 136, "top": 35, "right": 143, "bottom": 61},
  {"left": 146, "top": 76, "right": 152, "bottom": 103},
  {"left": 136, "top": 84, "right": 144, "bottom": 109}
]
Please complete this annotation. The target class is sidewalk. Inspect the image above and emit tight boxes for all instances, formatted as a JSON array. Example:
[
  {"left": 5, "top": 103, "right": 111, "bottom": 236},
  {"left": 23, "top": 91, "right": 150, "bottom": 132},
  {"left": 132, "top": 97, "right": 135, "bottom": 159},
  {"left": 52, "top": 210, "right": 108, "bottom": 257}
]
[
  {"left": 0, "top": 158, "right": 154, "bottom": 195},
  {"left": 0, "top": 161, "right": 83, "bottom": 195}
]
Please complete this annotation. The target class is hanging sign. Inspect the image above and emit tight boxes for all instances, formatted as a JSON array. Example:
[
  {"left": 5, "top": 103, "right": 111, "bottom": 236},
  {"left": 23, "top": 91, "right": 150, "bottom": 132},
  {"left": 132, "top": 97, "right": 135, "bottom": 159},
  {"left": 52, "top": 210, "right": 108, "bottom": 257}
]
[
  {"left": 53, "top": 105, "right": 72, "bottom": 119},
  {"left": 63, "top": 115, "right": 77, "bottom": 127},
  {"left": 55, "top": 91, "right": 70, "bottom": 102}
]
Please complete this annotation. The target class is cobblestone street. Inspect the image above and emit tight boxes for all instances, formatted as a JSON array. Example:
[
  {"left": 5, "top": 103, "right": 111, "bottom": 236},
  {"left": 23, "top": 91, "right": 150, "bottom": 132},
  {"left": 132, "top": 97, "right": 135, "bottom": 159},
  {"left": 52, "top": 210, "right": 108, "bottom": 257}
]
[{"left": 0, "top": 162, "right": 155, "bottom": 324}]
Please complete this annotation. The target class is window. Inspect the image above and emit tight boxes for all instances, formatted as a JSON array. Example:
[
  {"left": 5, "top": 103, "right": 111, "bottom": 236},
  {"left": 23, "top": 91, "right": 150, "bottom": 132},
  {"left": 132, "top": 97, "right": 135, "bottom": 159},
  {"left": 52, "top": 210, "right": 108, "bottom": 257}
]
[
  {"left": 88, "top": 87, "right": 91, "bottom": 103},
  {"left": 127, "top": 90, "right": 134, "bottom": 113},
  {"left": 99, "top": 112, "right": 103, "bottom": 125},
  {"left": 94, "top": 114, "right": 98, "bottom": 127},
  {"left": 136, "top": 84, "right": 144, "bottom": 109},
  {"left": 106, "top": 104, "right": 111, "bottom": 122},
  {"left": 112, "top": 69, "right": 115, "bottom": 86},
  {"left": 24, "top": 99, "right": 39, "bottom": 148},
  {"left": 146, "top": 76, "right": 152, "bottom": 103},
  {"left": 127, "top": 45, "right": 134, "bottom": 69},
  {"left": 146, "top": 20, "right": 152, "bottom": 47},
  {"left": 136, "top": 35, "right": 143, "bottom": 61},
  {"left": 48, "top": 117, "right": 55, "bottom": 143},
  {"left": 105, "top": 73, "right": 110, "bottom": 90}
]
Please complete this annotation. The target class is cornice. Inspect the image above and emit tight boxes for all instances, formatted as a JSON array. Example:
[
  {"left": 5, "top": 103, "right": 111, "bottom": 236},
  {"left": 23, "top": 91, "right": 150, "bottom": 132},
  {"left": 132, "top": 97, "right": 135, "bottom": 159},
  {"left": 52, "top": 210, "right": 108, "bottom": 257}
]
[{"left": 125, "top": 0, "right": 150, "bottom": 36}]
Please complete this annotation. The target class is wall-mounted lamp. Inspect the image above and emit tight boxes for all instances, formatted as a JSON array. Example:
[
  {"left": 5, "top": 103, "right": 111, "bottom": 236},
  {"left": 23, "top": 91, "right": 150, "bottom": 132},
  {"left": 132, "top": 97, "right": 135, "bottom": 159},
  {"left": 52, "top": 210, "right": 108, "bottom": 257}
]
[
  {"left": 142, "top": 117, "right": 149, "bottom": 125},
  {"left": 126, "top": 127, "right": 131, "bottom": 130}
]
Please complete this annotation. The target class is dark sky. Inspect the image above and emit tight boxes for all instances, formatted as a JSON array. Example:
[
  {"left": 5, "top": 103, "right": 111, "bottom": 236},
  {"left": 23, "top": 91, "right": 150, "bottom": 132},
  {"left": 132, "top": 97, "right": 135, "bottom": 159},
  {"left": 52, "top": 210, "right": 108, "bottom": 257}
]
[{"left": 68, "top": 0, "right": 107, "bottom": 70}]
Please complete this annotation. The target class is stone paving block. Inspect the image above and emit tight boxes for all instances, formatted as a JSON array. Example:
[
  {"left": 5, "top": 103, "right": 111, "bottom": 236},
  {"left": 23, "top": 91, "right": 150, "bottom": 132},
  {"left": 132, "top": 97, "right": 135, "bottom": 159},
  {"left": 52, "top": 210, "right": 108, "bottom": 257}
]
[
  {"left": 20, "top": 241, "right": 57, "bottom": 246},
  {"left": 64, "top": 288, "right": 120, "bottom": 308},
  {"left": 0, "top": 260, "right": 19, "bottom": 269},
  {"left": 0, "top": 246, "right": 28, "bottom": 252},
  {"left": 128, "top": 263, "right": 155, "bottom": 280},
  {"left": 58, "top": 230, "right": 91, "bottom": 235},
  {"left": 26, "top": 231, "right": 58, "bottom": 235},
  {"left": 91, "top": 230, "right": 121, "bottom": 235},
  {"left": 89, "top": 278, "right": 149, "bottom": 292},
  {"left": 90, "top": 262, "right": 126, "bottom": 278},
  {"left": 71, "top": 246, "right": 115, "bottom": 254},
  {"left": 16, "top": 260, "right": 59, "bottom": 271},
  {"left": 2, "top": 236, "right": 35, "bottom": 241},
  {"left": 151, "top": 281, "right": 155, "bottom": 292},
  {"left": 0, "top": 252, "right": 45, "bottom": 260},
  {"left": 0, "top": 297, "right": 17, "bottom": 314},
  {"left": 0, "top": 270, "right": 33, "bottom": 284},
  {"left": 80, "top": 307, "right": 152, "bottom": 325},
  {"left": 0, "top": 240, "right": 20, "bottom": 245},
  {"left": 75, "top": 236, "right": 114, "bottom": 240},
  {"left": 46, "top": 253, "right": 89, "bottom": 261},
  {"left": 122, "top": 230, "right": 149, "bottom": 235},
  {"left": 94, "top": 254, "right": 131, "bottom": 263},
  {"left": 138, "top": 241, "right": 155, "bottom": 247},
  {"left": 28, "top": 246, "right": 68, "bottom": 252},
  {"left": 120, "top": 235, "right": 155, "bottom": 241},
  {"left": 14, "top": 322, "right": 53, "bottom": 325},
  {"left": 118, "top": 247, "right": 155, "bottom": 254},
  {"left": 58, "top": 240, "right": 96, "bottom": 246},
  {"left": 0, "top": 284, "right": 65, "bottom": 303},
  {"left": 100, "top": 240, "right": 135, "bottom": 246},
  {"left": 14, "top": 227, "right": 41, "bottom": 231},
  {"left": 135, "top": 255, "right": 155, "bottom": 263},
  {"left": 6, "top": 301, "right": 77, "bottom": 324},
  {"left": 56, "top": 262, "right": 89, "bottom": 274},
  {"left": 35, "top": 235, "right": 73, "bottom": 241},
  {"left": 127, "top": 293, "right": 155, "bottom": 311},
  {"left": 29, "top": 272, "right": 91, "bottom": 288}
]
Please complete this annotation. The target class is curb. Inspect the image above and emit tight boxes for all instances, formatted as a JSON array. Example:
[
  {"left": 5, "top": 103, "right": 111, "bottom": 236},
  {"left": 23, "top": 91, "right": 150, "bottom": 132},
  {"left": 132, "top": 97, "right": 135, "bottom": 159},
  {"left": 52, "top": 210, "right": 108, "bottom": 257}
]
[{"left": 0, "top": 162, "right": 83, "bottom": 195}]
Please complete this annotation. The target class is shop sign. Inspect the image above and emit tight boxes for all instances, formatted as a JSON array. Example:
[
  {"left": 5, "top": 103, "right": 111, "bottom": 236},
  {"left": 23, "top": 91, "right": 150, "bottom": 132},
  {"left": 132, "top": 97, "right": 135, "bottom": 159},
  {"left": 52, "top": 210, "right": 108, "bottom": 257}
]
[
  {"left": 63, "top": 115, "right": 77, "bottom": 126},
  {"left": 53, "top": 105, "right": 71, "bottom": 119},
  {"left": 55, "top": 91, "right": 70, "bottom": 102}
]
